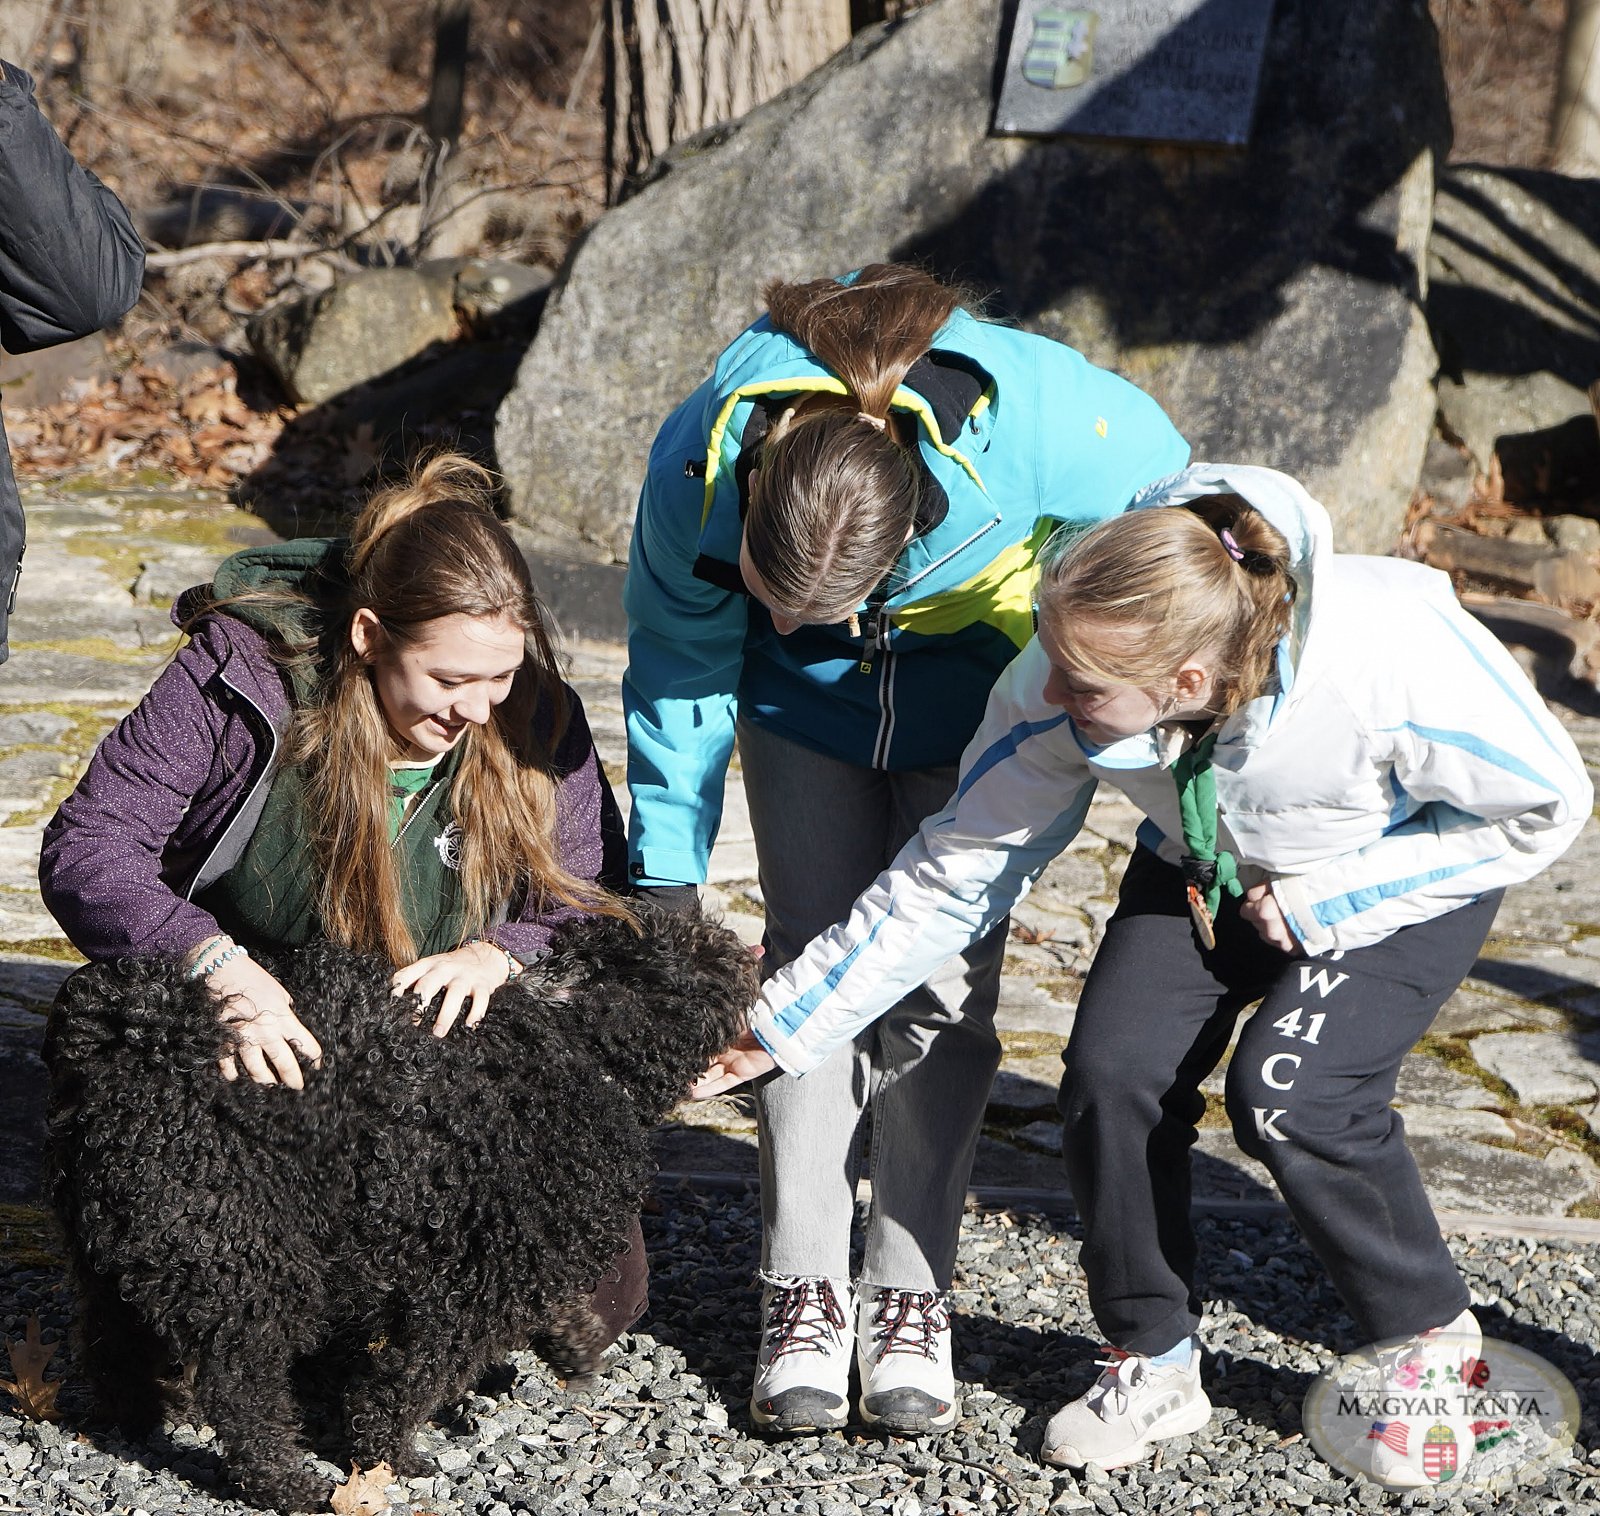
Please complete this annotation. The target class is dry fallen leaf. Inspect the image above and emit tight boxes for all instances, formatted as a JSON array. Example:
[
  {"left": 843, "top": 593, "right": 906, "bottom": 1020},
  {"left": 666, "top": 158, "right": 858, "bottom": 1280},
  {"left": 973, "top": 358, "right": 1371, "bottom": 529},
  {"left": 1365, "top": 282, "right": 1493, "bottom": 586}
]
[
  {"left": 9, "top": 362, "right": 295, "bottom": 488},
  {"left": 1008, "top": 922, "right": 1054, "bottom": 946},
  {"left": 1, "top": 1313, "right": 62, "bottom": 1421},
  {"left": 330, "top": 1460, "right": 396, "bottom": 1515}
]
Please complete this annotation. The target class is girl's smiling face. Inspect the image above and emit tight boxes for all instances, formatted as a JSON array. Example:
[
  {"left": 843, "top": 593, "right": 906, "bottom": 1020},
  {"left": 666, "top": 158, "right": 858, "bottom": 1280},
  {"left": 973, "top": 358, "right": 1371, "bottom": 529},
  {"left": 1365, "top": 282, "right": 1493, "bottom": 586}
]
[
  {"left": 1038, "top": 612, "right": 1217, "bottom": 744},
  {"left": 351, "top": 609, "right": 526, "bottom": 760}
]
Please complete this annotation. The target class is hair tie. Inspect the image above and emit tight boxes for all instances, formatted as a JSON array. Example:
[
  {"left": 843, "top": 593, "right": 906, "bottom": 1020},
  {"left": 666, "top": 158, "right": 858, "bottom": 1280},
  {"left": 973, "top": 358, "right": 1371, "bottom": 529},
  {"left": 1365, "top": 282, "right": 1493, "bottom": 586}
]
[
  {"left": 857, "top": 411, "right": 888, "bottom": 433},
  {"left": 1218, "top": 528, "right": 1246, "bottom": 563}
]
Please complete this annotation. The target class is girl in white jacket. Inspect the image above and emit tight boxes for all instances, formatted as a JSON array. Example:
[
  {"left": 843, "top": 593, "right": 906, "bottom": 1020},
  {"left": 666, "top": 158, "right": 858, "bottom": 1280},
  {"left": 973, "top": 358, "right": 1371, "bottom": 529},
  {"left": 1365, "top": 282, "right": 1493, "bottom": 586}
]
[{"left": 695, "top": 463, "right": 1592, "bottom": 1482}]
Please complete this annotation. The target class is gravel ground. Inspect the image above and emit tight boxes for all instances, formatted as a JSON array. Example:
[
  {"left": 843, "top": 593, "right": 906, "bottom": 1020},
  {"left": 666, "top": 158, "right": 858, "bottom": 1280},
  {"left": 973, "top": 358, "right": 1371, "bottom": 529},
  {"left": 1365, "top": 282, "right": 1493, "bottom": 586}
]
[{"left": 3, "top": 1187, "right": 1600, "bottom": 1516}]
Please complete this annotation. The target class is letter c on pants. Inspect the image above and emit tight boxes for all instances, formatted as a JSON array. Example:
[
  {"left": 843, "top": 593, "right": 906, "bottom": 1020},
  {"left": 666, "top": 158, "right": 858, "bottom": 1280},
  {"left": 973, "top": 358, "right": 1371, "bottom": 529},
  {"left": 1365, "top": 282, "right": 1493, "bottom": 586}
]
[{"left": 1261, "top": 1052, "right": 1302, "bottom": 1091}]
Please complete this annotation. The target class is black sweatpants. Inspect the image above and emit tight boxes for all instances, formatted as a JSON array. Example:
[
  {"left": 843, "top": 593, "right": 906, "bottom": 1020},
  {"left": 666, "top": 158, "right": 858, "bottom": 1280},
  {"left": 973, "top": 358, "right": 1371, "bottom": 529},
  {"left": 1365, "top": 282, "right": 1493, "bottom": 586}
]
[{"left": 1057, "top": 846, "right": 1501, "bottom": 1355}]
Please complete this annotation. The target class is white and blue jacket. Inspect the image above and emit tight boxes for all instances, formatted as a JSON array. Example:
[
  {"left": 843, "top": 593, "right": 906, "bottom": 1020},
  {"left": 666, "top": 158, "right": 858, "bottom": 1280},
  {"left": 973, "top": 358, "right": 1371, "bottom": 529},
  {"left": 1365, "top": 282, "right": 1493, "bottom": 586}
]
[{"left": 751, "top": 463, "right": 1594, "bottom": 1075}]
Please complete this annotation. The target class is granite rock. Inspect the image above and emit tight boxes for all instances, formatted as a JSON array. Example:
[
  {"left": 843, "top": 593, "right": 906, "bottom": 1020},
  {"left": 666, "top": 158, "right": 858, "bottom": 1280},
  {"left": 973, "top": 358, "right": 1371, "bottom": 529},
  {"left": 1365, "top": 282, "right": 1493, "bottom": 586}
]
[
  {"left": 1470, "top": 1030, "right": 1600, "bottom": 1108},
  {"left": 497, "top": 0, "right": 1450, "bottom": 556},
  {"left": 1429, "top": 166, "right": 1600, "bottom": 485},
  {"left": 248, "top": 267, "right": 458, "bottom": 406}
]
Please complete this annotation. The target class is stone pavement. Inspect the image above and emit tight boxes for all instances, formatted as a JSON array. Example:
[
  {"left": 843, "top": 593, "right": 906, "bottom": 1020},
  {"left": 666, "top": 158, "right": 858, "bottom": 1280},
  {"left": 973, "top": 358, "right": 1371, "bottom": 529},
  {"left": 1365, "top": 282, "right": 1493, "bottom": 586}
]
[{"left": 4, "top": 475, "right": 1600, "bottom": 1247}]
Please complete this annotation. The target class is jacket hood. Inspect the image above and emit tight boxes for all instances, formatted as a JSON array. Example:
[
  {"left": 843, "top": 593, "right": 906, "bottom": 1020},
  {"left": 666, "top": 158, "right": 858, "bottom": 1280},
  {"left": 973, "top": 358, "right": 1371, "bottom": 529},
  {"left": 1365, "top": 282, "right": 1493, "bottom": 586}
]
[
  {"left": 709, "top": 305, "right": 999, "bottom": 417},
  {"left": 1132, "top": 461, "right": 1329, "bottom": 679},
  {"left": 1130, "top": 461, "right": 1328, "bottom": 596},
  {"left": 701, "top": 307, "right": 997, "bottom": 509},
  {"left": 171, "top": 538, "right": 348, "bottom": 712},
  {"left": 172, "top": 537, "right": 347, "bottom": 645}
]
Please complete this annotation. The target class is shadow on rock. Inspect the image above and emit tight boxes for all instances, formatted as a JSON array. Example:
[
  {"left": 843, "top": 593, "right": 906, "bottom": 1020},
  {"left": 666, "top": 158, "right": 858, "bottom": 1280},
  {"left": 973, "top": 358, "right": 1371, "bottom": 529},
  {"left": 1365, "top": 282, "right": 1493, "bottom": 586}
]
[{"left": 234, "top": 328, "right": 538, "bottom": 537}]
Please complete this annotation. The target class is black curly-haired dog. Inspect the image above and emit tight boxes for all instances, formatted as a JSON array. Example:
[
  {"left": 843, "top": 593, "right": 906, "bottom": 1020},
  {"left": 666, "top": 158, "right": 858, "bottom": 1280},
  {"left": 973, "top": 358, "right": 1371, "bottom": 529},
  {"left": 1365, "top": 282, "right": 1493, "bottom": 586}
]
[{"left": 44, "top": 911, "right": 756, "bottom": 1512}]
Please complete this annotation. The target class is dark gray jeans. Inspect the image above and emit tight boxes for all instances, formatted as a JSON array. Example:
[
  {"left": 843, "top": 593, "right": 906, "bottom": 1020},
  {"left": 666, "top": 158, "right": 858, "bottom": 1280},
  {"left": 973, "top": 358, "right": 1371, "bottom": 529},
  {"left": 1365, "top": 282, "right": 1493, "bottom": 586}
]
[{"left": 737, "top": 716, "right": 1007, "bottom": 1291}]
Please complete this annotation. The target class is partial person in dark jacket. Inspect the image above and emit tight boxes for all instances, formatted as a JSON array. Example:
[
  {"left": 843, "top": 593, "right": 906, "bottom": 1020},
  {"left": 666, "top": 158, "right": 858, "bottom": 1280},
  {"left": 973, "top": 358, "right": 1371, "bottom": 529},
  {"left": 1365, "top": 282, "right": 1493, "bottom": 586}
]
[{"left": 0, "top": 56, "right": 145, "bottom": 659}]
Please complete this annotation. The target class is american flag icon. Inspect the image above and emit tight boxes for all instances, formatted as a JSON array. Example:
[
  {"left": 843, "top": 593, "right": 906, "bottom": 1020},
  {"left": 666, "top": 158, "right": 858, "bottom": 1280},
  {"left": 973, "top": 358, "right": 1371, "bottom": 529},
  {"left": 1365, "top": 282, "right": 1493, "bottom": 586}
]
[{"left": 1367, "top": 1420, "right": 1409, "bottom": 1453}]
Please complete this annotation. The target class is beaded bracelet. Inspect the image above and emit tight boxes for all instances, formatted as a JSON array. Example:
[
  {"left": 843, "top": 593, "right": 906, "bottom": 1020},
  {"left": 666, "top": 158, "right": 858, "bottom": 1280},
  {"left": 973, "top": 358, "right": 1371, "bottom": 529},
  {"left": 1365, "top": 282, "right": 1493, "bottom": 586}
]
[
  {"left": 186, "top": 933, "right": 226, "bottom": 969},
  {"left": 188, "top": 939, "right": 249, "bottom": 981},
  {"left": 468, "top": 938, "right": 521, "bottom": 982}
]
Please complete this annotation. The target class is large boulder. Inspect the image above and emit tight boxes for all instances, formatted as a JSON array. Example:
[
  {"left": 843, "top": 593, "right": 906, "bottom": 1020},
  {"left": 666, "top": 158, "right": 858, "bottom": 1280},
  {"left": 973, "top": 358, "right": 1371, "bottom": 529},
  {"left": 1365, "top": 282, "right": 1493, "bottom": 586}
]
[
  {"left": 497, "top": 0, "right": 1450, "bottom": 559},
  {"left": 248, "top": 268, "right": 458, "bottom": 407},
  {"left": 1429, "top": 166, "right": 1600, "bottom": 496}
]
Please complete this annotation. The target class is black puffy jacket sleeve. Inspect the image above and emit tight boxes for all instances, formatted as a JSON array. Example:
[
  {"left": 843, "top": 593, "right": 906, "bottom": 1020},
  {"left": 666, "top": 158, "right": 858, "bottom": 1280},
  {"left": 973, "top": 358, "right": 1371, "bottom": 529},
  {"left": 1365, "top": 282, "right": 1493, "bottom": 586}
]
[{"left": 0, "top": 57, "right": 145, "bottom": 658}]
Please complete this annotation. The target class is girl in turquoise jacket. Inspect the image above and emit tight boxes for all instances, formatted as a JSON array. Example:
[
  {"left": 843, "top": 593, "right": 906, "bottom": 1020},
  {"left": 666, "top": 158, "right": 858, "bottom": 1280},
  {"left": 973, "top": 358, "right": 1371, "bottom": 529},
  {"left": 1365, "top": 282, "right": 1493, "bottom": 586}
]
[{"left": 622, "top": 265, "right": 1188, "bottom": 1437}]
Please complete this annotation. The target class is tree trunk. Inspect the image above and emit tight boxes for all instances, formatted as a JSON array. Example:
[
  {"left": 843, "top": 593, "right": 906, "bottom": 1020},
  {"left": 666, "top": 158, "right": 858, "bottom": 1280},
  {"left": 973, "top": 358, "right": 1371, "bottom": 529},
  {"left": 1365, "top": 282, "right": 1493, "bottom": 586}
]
[
  {"left": 1551, "top": 0, "right": 1600, "bottom": 175},
  {"left": 0, "top": 0, "right": 56, "bottom": 73},
  {"left": 417, "top": 0, "right": 472, "bottom": 259},
  {"left": 605, "top": 0, "right": 851, "bottom": 202},
  {"left": 80, "top": 0, "right": 182, "bottom": 99}
]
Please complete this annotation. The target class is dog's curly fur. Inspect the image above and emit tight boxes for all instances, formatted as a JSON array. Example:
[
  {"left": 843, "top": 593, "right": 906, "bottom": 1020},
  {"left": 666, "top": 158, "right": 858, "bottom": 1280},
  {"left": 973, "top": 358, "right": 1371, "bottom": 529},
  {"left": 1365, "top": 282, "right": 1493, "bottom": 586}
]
[{"left": 44, "top": 911, "right": 757, "bottom": 1512}]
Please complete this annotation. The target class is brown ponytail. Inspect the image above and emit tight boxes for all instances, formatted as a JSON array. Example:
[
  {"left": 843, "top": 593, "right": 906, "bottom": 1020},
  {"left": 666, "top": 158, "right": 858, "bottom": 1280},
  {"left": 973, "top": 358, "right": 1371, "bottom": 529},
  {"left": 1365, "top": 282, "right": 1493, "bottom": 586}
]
[
  {"left": 743, "top": 264, "right": 967, "bottom": 619},
  {"left": 1037, "top": 493, "right": 1295, "bottom": 716}
]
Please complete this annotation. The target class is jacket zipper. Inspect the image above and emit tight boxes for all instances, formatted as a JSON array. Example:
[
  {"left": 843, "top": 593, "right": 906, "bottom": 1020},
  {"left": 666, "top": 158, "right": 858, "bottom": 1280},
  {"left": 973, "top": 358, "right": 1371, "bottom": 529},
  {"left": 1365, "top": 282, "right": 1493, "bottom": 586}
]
[
  {"left": 868, "top": 605, "right": 896, "bottom": 768},
  {"left": 394, "top": 774, "right": 445, "bottom": 843},
  {"left": 860, "top": 513, "right": 1003, "bottom": 769},
  {"left": 183, "top": 667, "right": 282, "bottom": 900}
]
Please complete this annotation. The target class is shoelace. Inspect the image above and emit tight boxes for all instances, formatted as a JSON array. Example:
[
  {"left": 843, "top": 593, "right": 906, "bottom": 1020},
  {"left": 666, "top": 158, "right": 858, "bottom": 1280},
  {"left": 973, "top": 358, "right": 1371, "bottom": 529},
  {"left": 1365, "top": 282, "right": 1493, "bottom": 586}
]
[
  {"left": 763, "top": 1277, "right": 847, "bottom": 1362},
  {"left": 1087, "top": 1348, "right": 1145, "bottom": 1417},
  {"left": 866, "top": 1289, "right": 950, "bottom": 1361}
]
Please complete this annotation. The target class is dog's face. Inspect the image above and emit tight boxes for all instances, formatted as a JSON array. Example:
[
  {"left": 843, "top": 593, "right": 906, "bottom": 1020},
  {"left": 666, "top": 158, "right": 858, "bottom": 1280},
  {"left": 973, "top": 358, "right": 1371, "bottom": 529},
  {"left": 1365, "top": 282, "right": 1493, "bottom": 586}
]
[{"left": 526, "top": 910, "right": 760, "bottom": 1119}]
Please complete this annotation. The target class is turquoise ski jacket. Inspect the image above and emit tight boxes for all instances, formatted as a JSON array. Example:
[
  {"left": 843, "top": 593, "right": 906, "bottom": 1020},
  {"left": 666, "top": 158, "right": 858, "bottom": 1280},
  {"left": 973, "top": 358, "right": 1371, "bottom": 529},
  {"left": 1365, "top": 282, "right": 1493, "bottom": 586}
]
[{"left": 622, "top": 306, "right": 1189, "bottom": 888}]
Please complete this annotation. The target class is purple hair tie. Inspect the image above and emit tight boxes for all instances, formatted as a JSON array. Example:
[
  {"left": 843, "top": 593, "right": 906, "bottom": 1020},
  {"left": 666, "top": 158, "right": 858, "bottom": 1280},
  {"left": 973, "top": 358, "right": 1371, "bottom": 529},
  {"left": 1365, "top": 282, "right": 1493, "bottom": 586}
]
[{"left": 1219, "top": 528, "right": 1246, "bottom": 563}]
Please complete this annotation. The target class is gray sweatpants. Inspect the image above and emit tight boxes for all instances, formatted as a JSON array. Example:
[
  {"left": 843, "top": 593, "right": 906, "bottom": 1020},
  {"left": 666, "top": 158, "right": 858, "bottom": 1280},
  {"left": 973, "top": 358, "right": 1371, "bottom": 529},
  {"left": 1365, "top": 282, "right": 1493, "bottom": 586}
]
[{"left": 737, "top": 716, "right": 1007, "bottom": 1292}]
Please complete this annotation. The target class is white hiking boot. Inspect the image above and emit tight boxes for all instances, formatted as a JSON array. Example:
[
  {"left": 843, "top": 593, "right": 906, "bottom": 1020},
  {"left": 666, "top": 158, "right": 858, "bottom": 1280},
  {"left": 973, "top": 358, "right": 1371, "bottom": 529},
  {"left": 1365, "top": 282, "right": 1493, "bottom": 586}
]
[
  {"left": 749, "top": 1273, "right": 854, "bottom": 1433},
  {"left": 856, "top": 1286, "right": 960, "bottom": 1435},
  {"left": 1042, "top": 1341, "right": 1211, "bottom": 1470}
]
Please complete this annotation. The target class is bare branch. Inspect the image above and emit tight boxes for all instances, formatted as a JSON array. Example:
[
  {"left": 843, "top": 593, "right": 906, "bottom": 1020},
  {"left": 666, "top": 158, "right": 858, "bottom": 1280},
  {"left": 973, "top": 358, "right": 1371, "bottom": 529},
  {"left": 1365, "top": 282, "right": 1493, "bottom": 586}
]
[{"left": 143, "top": 239, "right": 329, "bottom": 270}]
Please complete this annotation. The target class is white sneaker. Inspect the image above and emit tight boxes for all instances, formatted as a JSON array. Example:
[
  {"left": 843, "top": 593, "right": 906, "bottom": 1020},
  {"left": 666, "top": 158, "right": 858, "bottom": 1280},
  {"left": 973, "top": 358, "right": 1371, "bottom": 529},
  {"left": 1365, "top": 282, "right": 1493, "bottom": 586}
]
[
  {"left": 1041, "top": 1341, "right": 1211, "bottom": 1470},
  {"left": 749, "top": 1273, "right": 853, "bottom": 1432},
  {"left": 856, "top": 1286, "right": 960, "bottom": 1435},
  {"left": 1366, "top": 1307, "right": 1482, "bottom": 1489}
]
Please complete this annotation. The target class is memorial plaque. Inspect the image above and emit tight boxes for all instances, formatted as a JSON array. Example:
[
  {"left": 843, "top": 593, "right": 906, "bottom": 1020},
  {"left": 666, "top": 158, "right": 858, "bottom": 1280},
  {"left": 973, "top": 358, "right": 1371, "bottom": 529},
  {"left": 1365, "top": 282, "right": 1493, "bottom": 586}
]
[{"left": 995, "top": 0, "right": 1277, "bottom": 146}]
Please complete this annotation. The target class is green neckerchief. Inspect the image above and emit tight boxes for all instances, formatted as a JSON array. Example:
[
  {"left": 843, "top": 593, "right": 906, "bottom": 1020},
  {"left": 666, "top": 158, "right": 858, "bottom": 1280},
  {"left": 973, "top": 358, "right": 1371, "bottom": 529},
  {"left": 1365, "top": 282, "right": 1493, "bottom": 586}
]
[
  {"left": 1171, "top": 730, "right": 1242, "bottom": 941},
  {"left": 388, "top": 756, "right": 445, "bottom": 838}
]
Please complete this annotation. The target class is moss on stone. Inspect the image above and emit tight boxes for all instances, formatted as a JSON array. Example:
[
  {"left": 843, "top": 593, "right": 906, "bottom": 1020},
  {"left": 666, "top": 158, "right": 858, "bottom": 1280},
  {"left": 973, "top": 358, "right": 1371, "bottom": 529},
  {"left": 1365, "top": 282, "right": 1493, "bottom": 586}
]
[
  {"left": 137, "top": 504, "right": 271, "bottom": 554},
  {"left": 10, "top": 635, "right": 177, "bottom": 665},
  {"left": 1198, "top": 1089, "right": 1231, "bottom": 1129},
  {"left": 1531, "top": 1104, "right": 1600, "bottom": 1168},
  {"left": 0, "top": 937, "right": 83, "bottom": 963},
  {"left": 998, "top": 1029, "right": 1070, "bottom": 1061},
  {"left": 0, "top": 704, "right": 115, "bottom": 829},
  {"left": 61, "top": 533, "right": 146, "bottom": 587},
  {"left": 57, "top": 465, "right": 186, "bottom": 493},
  {"left": 1414, "top": 1031, "right": 1515, "bottom": 1103}
]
